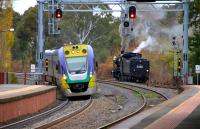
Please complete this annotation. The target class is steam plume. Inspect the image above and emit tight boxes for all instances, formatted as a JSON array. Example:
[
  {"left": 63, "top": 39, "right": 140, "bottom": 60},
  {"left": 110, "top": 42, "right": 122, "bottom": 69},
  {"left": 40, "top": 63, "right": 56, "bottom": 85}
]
[{"left": 133, "top": 36, "right": 156, "bottom": 53}]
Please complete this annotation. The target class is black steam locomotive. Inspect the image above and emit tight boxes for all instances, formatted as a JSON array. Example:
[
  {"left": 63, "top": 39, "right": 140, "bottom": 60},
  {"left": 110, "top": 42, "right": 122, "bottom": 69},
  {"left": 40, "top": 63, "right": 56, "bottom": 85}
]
[{"left": 112, "top": 52, "right": 150, "bottom": 83}]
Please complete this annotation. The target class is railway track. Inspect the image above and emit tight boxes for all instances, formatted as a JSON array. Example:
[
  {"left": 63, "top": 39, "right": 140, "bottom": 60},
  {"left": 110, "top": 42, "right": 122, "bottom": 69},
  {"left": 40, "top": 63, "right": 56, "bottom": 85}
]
[
  {"left": 0, "top": 97, "right": 93, "bottom": 129},
  {"left": 35, "top": 97, "right": 93, "bottom": 129},
  {"left": 0, "top": 80, "right": 169, "bottom": 129},
  {"left": 97, "top": 80, "right": 168, "bottom": 129},
  {"left": 0, "top": 100, "right": 69, "bottom": 129}
]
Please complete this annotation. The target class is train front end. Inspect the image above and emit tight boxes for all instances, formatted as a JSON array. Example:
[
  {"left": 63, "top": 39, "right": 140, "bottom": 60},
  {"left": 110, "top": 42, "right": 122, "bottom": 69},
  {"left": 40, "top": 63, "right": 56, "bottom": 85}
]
[{"left": 59, "top": 44, "right": 97, "bottom": 97}]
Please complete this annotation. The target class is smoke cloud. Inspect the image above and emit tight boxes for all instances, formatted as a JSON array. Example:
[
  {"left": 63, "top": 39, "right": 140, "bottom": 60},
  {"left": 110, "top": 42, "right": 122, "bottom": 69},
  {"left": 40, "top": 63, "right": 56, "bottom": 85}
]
[
  {"left": 120, "top": 4, "right": 183, "bottom": 53},
  {"left": 133, "top": 36, "right": 156, "bottom": 53}
]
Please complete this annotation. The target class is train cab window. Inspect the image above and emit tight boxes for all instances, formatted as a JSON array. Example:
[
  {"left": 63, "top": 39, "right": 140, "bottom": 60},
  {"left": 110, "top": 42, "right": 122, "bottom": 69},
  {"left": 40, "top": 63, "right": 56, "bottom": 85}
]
[{"left": 66, "top": 56, "right": 87, "bottom": 74}]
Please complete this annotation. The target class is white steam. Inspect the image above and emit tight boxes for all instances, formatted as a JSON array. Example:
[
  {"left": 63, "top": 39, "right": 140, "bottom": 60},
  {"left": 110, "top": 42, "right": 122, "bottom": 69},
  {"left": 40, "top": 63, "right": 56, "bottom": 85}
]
[
  {"left": 133, "top": 36, "right": 156, "bottom": 53},
  {"left": 128, "top": 4, "right": 183, "bottom": 53}
]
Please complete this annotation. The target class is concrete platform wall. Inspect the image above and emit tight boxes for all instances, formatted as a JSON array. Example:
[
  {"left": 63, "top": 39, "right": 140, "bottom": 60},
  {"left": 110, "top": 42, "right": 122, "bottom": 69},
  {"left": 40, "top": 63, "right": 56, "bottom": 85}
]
[{"left": 0, "top": 90, "right": 56, "bottom": 123}]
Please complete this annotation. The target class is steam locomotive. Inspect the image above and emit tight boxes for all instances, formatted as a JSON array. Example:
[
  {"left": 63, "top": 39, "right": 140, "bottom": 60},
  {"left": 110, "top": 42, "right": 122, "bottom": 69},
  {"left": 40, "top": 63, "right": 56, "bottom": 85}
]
[{"left": 112, "top": 52, "right": 149, "bottom": 83}]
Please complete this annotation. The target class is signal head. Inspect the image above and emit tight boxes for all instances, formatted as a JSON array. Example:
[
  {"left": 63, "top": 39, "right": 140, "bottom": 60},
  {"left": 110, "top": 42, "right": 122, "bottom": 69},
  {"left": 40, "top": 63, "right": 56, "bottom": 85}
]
[
  {"left": 123, "top": 21, "right": 130, "bottom": 27},
  {"left": 55, "top": 9, "right": 63, "bottom": 19},
  {"left": 129, "top": 6, "right": 136, "bottom": 19}
]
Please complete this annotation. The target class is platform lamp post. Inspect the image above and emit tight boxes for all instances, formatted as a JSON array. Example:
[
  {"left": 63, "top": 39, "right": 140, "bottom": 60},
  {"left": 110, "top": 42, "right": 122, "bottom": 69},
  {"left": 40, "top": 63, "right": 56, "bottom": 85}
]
[{"left": 0, "top": 28, "right": 14, "bottom": 71}]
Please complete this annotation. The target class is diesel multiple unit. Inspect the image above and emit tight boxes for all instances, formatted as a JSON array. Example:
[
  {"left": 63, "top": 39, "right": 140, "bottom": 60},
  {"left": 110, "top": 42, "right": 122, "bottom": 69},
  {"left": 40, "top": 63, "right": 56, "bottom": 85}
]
[{"left": 44, "top": 44, "right": 97, "bottom": 97}]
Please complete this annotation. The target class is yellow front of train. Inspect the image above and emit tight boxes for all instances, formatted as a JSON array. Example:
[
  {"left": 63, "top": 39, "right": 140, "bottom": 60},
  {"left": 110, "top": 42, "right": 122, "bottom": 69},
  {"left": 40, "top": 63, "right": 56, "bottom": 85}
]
[{"left": 59, "top": 44, "right": 97, "bottom": 97}]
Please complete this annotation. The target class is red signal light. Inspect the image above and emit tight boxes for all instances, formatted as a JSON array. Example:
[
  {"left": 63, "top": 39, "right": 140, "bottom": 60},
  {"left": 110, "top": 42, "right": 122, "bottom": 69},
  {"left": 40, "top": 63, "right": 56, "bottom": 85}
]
[
  {"left": 130, "top": 13, "right": 135, "bottom": 19},
  {"left": 129, "top": 6, "right": 136, "bottom": 19},
  {"left": 55, "top": 9, "right": 63, "bottom": 19}
]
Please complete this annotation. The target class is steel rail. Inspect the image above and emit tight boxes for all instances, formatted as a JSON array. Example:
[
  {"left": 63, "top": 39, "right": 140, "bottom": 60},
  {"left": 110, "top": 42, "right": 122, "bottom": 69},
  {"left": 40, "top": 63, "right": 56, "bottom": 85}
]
[
  {"left": 97, "top": 80, "right": 168, "bottom": 129},
  {"left": 35, "top": 97, "right": 93, "bottom": 129},
  {"left": 97, "top": 80, "right": 147, "bottom": 129},
  {"left": 0, "top": 100, "right": 69, "bottom": 129},
  {"left": 99, "top": 80, "right": 169, "bottom": 100}
]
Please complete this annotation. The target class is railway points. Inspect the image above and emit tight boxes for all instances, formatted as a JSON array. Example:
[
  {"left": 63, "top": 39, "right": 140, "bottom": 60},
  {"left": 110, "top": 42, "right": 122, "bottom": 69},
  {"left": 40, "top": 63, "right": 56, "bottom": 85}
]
[{"left": 0, "top": 84, "right": 56, "bottom": 123}]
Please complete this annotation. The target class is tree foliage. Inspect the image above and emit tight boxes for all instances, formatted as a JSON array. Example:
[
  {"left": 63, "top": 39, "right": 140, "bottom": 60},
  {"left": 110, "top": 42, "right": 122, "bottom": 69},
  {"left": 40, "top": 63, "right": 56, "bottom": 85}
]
[
  {"left": 177, "top": 0, "right": 200, "bottom": 83},
  {"left": 0, "top": 8, "right": 14, "bottom": 71},
  {"left": 12, "top": 7, "right": 37, "bottom": 70},
  {"left": 12, "top": 6, "right": 121, "bottom": 68},
  {"left": 188, "top": 0, "right": 200, "bottom": 83}
]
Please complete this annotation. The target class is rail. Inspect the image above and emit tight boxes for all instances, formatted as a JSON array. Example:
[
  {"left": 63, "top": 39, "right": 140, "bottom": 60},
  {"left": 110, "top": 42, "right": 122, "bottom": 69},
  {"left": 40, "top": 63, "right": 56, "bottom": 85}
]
[
  {"left": 36, "top": 97, "right": 93, "bottom": 129},
  {"left": 97, "top": 80, "right": 168, "bottom": 128},
  {"left": 0, "top": 100, "right": 69, "bottom": 129}
]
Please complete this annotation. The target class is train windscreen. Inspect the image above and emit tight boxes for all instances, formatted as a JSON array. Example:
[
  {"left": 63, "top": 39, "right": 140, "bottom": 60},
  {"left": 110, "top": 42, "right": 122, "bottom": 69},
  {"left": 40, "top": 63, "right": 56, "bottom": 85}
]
[{"left": 66, "top": 56, "right": 87, "bottom": 74}]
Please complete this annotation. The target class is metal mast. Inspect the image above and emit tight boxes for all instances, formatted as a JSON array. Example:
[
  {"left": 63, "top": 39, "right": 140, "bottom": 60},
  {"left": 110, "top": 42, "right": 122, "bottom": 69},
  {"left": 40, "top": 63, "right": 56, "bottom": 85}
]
[
  {"left": 37, "top": 0, "right": 45, "bottom": 73},
  {"left": 182, "top": 0, "right": 189, "bottom": 84}
]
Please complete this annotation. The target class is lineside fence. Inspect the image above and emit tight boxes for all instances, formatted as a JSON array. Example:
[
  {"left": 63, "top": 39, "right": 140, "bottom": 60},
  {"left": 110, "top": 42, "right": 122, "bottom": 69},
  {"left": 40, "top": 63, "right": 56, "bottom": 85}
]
[{"left": 0, "top": 72, "right": 45, "bottom": 85}]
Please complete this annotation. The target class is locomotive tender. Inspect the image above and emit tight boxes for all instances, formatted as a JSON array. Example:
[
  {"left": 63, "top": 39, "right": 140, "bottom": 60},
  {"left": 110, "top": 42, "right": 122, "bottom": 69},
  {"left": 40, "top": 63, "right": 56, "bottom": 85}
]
[
  {"left": 112, "top": 52, "right": 149, "bottom": 83},
  {"left": 45, "top": 44, "right": 97, "bottom": 97}
]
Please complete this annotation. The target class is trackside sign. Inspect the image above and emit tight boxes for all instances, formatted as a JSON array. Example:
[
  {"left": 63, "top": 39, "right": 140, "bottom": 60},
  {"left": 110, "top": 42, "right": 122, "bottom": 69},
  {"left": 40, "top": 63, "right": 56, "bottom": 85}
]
[{"left": 195, "top": 65, "right": 200, "bottom": 74}]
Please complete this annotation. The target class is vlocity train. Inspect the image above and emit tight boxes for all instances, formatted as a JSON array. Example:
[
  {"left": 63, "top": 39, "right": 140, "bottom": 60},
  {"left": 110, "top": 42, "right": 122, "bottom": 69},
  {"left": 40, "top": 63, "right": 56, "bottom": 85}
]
[{"left": 44, "top": 44, "right": 97, "bottom": 97}]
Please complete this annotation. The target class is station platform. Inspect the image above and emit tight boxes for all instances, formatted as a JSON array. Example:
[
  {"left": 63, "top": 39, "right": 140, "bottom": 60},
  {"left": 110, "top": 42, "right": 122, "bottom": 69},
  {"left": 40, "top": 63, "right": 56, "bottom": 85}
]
[
  {"left": 0, "top": 84, "right": 56, "bottom": 123},
  {"left": 111, "top": 85, "right": 200, "bottom": 129}
]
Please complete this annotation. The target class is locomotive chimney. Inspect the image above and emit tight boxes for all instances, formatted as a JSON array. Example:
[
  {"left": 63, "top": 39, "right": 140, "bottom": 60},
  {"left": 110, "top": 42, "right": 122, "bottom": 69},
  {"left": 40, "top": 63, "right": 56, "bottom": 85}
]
[{"left": 120, "top": 48, "right": 124, "bottom": 54}]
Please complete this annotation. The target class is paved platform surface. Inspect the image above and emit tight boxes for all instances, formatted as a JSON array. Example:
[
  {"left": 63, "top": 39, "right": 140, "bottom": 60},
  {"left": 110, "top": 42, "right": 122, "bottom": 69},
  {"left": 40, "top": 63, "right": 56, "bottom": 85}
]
[
  {"left": 0, "top": 84, "right": 56, "bottom": 103},
  {"left": 111, "top": 85, "right": 200, "bottom": 129},
  {"left": 0, "top": 84, "right": 56, "bottom": 122}
]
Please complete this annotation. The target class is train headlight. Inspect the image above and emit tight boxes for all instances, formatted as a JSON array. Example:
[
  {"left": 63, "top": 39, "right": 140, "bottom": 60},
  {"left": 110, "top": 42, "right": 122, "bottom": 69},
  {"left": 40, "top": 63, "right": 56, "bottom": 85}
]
[
  {"left": 82, "top": 49, "right": 87, "bottom": 53},
  {"left": 63, "top": 74, "right": 67, "bottom": 80},
  {"left": 146, "top": 70, "right": 149, "bottom": 72},
  {"left": 90, "top": 72, "right": 93, "bottom": 78},
  {"left": 65, "top": 51, "right": 69, "bottom": 55}
]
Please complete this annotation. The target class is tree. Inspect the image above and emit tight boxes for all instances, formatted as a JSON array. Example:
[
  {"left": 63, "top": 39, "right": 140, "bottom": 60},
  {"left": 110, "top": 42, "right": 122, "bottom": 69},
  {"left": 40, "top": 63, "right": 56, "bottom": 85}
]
[
  {"left": 177, "top": 0, "right": 200, "bottom": 83},
  {"left": 0, "top": 8, "right": 14, "bottom": 71},
  {"left": 12, "top": 7, "right": 37, "bottom": 70},
  {"left": 12, "top": 5, "right": 121, "bottom": 68}
]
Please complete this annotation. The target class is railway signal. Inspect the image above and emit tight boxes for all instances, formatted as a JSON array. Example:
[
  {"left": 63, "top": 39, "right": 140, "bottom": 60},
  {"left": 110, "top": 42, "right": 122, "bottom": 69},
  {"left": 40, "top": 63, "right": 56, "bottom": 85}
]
[
  {"left": 129, "top": 6, "right": 136, "bottom": 19},
  {"left": 45, "top": 59, "right": 48, "bottom": 71},
  {"left": 178, "top": 58, "right": 181, "bottom": 73},
  {"left": 55, "top": 9, "right": 63, "bottom": 19},
  {"left": 123, "top": 21, "right": 130, "bottom": 27}
]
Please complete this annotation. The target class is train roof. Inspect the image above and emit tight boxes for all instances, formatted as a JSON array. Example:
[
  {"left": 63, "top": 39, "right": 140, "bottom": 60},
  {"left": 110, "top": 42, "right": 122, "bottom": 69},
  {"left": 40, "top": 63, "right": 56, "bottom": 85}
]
[
  {"left": 121, "top": 52, "right": 142, "bottom": 58},
  {"left": 45, "top": 49, "right": 59, "bottom": 56}
]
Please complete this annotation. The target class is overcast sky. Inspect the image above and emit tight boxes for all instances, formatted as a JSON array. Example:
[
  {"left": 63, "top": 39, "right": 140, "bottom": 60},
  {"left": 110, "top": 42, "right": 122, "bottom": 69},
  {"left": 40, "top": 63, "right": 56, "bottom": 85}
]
[{"left": 13, "top": 0, "right": 37, "bottom": 15}]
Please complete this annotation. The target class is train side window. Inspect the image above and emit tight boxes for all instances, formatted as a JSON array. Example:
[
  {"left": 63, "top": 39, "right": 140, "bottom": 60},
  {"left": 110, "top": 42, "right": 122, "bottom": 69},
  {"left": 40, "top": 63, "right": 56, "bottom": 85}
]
[
  {"left": 56, "top": 61, "right": 60, "bottom": 73},
  {"left": 61, "top": 66, "right": 64, "bottom": 74},
  {"left": 56, "top": 64, "right": 59, "bottom": 70}
]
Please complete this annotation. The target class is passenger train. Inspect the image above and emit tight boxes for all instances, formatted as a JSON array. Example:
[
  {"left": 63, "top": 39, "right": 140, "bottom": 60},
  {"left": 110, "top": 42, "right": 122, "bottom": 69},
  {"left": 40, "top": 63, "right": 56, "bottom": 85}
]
[{"left": 44, "top": 44, "right": 97, "bottom": 97}]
